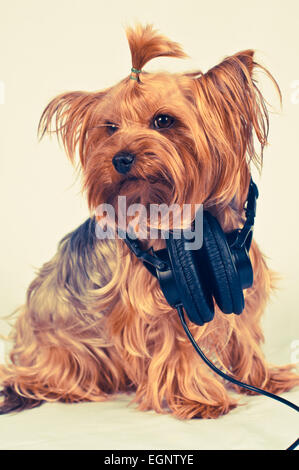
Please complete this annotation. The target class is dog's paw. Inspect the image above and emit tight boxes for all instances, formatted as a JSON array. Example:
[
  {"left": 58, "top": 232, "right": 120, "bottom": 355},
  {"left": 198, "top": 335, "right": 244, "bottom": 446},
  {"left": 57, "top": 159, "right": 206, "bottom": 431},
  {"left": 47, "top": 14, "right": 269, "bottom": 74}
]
[{"left": 170, "top": 398, "right": 238, "bottom": 419}]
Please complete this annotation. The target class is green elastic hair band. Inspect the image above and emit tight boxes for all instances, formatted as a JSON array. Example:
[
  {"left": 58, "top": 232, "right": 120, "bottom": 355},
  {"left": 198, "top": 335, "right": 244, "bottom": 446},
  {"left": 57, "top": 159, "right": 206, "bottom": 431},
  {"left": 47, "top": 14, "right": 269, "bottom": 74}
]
[{"left": 130, "top": 67, "right": 142, "bottom": 80}]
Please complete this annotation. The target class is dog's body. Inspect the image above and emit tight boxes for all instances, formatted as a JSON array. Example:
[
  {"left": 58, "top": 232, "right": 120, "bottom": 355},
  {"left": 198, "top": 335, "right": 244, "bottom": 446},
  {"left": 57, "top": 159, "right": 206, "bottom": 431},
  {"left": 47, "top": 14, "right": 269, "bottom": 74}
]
[{"left": 1, "top": 24, "right": 298, "bottom": 417}]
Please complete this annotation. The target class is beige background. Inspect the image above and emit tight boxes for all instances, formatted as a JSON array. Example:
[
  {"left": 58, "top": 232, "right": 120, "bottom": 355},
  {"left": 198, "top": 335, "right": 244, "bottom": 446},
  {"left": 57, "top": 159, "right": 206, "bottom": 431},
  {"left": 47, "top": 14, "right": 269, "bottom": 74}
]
[{"left": 0, "top": 0, "right": 298, "bottom": 449}]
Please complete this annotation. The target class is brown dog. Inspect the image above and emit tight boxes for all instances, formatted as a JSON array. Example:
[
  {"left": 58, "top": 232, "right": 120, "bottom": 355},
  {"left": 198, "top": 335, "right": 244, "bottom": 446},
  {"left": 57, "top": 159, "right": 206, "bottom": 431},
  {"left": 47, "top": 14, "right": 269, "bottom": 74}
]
[{"left": 1, "top": 24, "right": 298, "bottom": 418}]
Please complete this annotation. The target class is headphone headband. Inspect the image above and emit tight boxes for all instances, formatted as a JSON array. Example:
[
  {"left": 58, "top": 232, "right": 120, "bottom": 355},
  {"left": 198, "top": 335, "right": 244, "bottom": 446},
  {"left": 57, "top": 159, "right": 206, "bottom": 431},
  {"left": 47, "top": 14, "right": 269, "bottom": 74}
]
[{"left": 230, "top": 178, "right": 259, "bottom": 251}]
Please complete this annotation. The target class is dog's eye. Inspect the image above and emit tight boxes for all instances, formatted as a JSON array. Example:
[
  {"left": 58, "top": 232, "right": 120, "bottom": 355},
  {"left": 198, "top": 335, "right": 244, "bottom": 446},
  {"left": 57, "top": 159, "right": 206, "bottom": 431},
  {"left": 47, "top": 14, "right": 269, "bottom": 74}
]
[
  {"left": 153, "top": 114, "right": 175, "bottom": 130},
  {"left": 106, "top": 122, "right": 119, "bottom": 135}
]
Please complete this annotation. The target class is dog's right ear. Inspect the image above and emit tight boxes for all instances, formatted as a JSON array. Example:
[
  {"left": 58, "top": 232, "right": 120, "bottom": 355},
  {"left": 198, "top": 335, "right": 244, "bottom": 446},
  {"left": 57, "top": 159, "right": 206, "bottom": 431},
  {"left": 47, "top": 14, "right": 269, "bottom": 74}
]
[{"left": 38, "top": 91, "right": 106, "bottom": 166}]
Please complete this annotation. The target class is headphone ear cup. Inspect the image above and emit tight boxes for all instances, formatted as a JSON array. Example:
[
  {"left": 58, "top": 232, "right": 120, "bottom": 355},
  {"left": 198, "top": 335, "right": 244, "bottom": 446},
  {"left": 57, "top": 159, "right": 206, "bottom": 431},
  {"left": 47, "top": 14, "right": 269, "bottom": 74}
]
[
  {"left": 166, "top": 234, "right": 214, "bottom": 326},
  {"left": 202, "top": 211, "right": 244, "bottom": 314}
]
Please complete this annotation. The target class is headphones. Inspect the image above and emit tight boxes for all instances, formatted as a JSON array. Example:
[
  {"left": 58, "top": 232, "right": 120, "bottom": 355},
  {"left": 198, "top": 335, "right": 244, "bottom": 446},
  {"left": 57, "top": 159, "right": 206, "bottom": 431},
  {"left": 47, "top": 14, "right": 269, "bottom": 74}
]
[
  {"left": 124, "top": 178, "right": 259, "bottom": 325},
  {"left": 121, "top": 177, "right": 299, "bottom": 449}
]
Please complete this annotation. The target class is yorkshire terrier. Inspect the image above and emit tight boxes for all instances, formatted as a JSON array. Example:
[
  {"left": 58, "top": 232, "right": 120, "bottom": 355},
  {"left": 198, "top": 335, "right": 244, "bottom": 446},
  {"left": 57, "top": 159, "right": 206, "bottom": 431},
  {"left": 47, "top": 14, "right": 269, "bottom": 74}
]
[{"left": 0, "top": 24, "right": 298, "bottom": 418}]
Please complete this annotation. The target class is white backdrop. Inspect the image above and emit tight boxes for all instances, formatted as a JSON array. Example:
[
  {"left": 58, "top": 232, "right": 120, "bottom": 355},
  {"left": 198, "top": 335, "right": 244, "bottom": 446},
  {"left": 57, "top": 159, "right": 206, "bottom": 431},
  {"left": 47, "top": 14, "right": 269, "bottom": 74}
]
[{"left": 0, "top": 0, "right": 298, "bottom": 450}]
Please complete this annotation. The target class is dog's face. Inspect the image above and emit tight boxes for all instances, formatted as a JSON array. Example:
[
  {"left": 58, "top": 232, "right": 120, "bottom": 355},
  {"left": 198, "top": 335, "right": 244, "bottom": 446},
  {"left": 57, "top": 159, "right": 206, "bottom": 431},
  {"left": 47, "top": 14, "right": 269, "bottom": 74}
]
[
  {"left": 83, "top": 73, "right": 202, "bottom": 211},
  {"left": 39, "top": 24, "right": 278, "bottom": 222}
]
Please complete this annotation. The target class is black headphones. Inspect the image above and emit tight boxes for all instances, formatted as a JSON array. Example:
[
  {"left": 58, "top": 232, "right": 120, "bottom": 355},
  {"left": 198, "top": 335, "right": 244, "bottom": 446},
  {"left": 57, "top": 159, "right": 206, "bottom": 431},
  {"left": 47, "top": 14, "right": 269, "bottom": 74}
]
[
  {"left": 121, "top": 177, "right": 299, "bottom": 449},
  {"left": 124, "top": 178, "right": 259, "bottom": 325}
]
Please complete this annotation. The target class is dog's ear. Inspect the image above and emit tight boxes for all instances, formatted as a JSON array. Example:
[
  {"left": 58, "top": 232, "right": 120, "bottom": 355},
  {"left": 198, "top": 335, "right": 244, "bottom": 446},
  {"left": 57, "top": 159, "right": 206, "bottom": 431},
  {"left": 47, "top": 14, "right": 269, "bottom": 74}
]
[
  {"left": 187, "top": 50, "right": 281, "bottom": 207},
  {"left": 38, "top": 91, "right": 106, "bottom": 166},
  {"left": 191, "top": 50, "right": 281, "bottom": 170}
]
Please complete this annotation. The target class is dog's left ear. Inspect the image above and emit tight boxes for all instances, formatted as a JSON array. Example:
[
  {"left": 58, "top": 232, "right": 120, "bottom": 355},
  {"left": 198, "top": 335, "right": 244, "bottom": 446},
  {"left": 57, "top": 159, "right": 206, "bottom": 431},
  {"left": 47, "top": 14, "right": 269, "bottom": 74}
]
[
  {"left": 189, "top": 50, "right": 281, "bottom": 207},
  {"left": 192, "top": 50, "right": 281, "bottom": 169}
]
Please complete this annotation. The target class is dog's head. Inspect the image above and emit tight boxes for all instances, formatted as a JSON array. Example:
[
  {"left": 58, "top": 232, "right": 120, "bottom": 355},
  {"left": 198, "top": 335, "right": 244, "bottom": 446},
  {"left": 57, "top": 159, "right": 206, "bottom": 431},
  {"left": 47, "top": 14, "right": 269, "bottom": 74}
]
[{"left": 39, "top": 24, "right": 279, "bottom": 220}]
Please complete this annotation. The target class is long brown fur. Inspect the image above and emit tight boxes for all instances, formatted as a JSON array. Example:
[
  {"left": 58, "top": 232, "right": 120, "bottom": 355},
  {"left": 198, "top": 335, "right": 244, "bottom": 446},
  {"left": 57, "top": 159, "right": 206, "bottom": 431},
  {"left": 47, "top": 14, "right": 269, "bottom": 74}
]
[{"left": 1, "top": 24, "right": 298, "bottom": 418}]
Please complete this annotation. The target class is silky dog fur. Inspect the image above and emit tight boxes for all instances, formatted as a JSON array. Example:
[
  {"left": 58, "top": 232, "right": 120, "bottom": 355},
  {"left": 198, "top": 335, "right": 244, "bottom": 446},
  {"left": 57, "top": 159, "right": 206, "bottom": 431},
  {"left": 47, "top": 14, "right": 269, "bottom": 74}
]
[{"left": 1, "top": 24, "right": 298, "bottom": 418}]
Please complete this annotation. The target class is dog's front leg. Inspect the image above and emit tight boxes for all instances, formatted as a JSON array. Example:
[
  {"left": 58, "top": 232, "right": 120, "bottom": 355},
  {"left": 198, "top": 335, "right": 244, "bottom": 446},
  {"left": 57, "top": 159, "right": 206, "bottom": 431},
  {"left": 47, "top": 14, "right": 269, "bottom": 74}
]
[{"left": 124, "top": 314, "right": 238, "bottom": 419}]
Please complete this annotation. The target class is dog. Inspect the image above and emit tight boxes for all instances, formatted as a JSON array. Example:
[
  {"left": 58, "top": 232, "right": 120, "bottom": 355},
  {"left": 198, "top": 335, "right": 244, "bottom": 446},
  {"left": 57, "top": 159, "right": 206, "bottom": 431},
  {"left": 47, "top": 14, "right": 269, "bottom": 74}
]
[{"left": 0, "top": 24, "right": 298, "bottom": 419}]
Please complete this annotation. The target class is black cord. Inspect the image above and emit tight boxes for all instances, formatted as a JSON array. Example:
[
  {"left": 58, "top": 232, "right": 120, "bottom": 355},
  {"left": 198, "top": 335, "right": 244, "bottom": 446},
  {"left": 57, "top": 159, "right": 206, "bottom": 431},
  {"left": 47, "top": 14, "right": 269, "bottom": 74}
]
[
  {"left": 286, "top": 438, "right": 299, "bottom": 451},
  {"left": 176, "top": 304, "right": 299, "bottom": 450}
]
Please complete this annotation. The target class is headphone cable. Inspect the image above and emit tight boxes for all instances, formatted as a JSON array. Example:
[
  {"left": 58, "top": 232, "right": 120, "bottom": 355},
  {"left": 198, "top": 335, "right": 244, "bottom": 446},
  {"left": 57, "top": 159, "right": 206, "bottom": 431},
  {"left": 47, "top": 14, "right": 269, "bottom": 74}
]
[{"left": 176, "top": 304, "right": 299, "bottom": 450}]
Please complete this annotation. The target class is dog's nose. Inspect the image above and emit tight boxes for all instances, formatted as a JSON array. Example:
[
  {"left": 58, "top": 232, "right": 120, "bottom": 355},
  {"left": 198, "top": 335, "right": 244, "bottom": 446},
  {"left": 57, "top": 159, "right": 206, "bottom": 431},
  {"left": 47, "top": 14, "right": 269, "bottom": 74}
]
[{"left": 112, "top": 152, "right": 135, "bottom": 174}]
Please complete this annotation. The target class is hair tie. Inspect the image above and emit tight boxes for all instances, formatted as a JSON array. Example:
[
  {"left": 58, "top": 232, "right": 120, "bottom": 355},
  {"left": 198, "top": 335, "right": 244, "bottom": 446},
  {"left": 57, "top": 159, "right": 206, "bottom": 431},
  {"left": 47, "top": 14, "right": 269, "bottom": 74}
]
[{"left": 130, "top": 67, "right": 142, "bottom": 81}]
